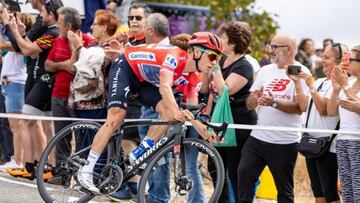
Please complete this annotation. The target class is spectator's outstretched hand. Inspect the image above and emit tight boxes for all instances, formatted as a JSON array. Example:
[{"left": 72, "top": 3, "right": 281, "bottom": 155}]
[
  {"left": 332, "top": 65, "right": 348, "bottom": 88},
  {"left": 115, "top": 30, "right": 128, "bottom": 44},
  {"left": 1, "top": 7, "right": 10, "bottom": 25},
  {"left": 15, "top": 17, "right": 26, "bottom": 37},
  {"left": 104, "top": 39, "right": 125, "bottom": 61}
]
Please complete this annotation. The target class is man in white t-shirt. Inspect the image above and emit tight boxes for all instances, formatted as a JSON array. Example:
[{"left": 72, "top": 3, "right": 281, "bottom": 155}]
[{"left": 237, "top": 34, "right": 310, "bottom": 203}]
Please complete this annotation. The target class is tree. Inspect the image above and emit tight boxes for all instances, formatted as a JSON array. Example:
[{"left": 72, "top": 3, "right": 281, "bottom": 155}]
[{"left": 143, "top": 0, "right": 278, "bottom": 60}]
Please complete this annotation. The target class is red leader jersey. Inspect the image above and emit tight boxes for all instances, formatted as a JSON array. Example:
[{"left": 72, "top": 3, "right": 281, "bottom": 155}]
[{"left": 124, "top": 44, "right": 188, "bottom": 87}]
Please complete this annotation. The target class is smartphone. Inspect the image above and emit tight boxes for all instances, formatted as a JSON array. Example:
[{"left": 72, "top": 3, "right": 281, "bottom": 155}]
[
  {"left": 287, "top": 65, "right": 301, "bottom": 75},
  {"left": 1, "top": 0, "right": 5, "bottom": 8}
]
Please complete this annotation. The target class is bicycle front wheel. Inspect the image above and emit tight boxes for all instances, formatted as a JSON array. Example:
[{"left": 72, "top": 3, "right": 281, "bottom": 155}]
[
  {"left": 37, "top": 121, "right": 110, "bottom": 203},
  {"left": 138, "top": 138, "right": 224, "bottom": 203}
]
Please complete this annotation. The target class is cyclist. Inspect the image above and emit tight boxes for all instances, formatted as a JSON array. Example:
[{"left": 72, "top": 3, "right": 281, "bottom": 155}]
[{"left": 77, "top": 32, "right": 223, "bottom": 193}]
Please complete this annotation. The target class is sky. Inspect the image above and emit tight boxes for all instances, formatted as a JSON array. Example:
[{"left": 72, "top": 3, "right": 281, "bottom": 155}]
[{"left": 255, "top": 0, "right": 360, "bottom": 49}]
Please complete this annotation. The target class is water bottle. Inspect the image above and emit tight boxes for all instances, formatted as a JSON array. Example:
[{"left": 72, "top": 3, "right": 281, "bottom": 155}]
[{"left": 129, "top": 137, "right": 155, "bottom": 163}]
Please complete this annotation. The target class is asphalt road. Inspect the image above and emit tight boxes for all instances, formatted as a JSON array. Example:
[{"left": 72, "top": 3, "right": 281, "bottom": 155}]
[{"left": 0, "top": 172, "right": 123, "bottom": 203}]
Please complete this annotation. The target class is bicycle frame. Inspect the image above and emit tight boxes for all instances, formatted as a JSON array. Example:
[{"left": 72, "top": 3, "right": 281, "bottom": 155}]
[{"left": 108, "top": 119, "right": 186, "bottom": 183}]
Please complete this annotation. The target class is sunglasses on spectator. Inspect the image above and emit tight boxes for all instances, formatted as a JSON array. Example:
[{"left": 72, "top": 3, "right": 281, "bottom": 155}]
[
  {"left": 194, "top": 46, "right": 221, "bottom": 62},
  {"left": 269, "top": 44, "right": 288, "bottom": 50},
  {"left": 128, "top": 15, "right": 143, "bottom": 21},
  {"left": 350, "top": 58, "right": 360, "bottom": 63},
  {"left": 331, "top": 43, "right": 343, "bottom": 60}
]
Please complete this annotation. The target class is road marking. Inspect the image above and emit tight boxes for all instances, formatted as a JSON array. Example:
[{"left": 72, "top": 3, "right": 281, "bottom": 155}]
[
  {"left": 0, "top": 176, "right": 38, "bottom": 188},
  {"left": 0, "top": 176, "right": 103, "bottom": 203}
]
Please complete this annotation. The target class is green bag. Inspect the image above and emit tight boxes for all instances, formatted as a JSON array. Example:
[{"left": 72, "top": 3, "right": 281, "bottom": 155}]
[{"left": 211, "top": 85, "right": 237, "bottom": 147}]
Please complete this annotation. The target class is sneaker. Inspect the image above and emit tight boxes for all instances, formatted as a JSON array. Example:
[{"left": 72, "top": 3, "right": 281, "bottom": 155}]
[
  {"left": 0, "top": 157, "right": 23, "bottom": 172},
  {"left": 43, "top": 171, "right": 53, "bottom": 181},
  {"left": 7, "top": 168, "right": 28, "bottom": 177},
  {"left": 77, "top": 169, "right": 100, "bottom": 194},
  {"left": 108, "top": 182, "right": 137, "bottom": 201}
]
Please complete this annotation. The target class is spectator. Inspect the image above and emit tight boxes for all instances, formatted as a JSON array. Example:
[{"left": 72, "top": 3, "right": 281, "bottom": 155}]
[
  {"left": 323, "top": 38, "right": 334, "bottom": 49},
  {"left": 127, "top": 2, "right": 151, "bottom": 46},
  {"left": 296, "top": 38, "right": 315, "bottom": 70},
  {"left": 67, "top": 9, "right": 118, "bottom": 120},
  {"left": 44, "top": 7, "right": 95, "bottom": 175},
  {"left": 45, "top": 7, "right": 95, "bottom": 135},
  {"left": 328, "top": 44, "right": 360, "bottom": 203},
  {"left": 0, "top": 12, "right": 34, "bottom": 173},
  {"left": 200, "top": 21, "right": 257, "bottom": 202},
  {"left": 3, "top": 0, "right": 63, "bottom": 179},
  {"left": 303, "top": 44, "right": 342, "bottom": 203},
  {"left": 0, "top": 0, "right": 22, "bottom": 171},
  {"left": 239, "top": 34, "right": 310, "bottom": 203},
  {"left": 107, "top": 0, "right": 131, "bottom": 27}
]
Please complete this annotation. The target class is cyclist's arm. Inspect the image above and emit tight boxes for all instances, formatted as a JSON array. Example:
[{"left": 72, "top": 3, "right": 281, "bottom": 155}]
[{"left": 159, "top": 70, "right": 180, "bottom": 119}]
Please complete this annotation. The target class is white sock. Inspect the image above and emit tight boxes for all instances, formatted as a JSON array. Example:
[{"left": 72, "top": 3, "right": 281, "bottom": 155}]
[{"left": 82, "top": 150, "right": 100, "bottom": 173}]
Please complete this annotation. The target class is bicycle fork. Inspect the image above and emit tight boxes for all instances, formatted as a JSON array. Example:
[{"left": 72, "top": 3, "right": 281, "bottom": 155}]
[{"left": 173, "top": 125, "right": 193, "bottom": 195}]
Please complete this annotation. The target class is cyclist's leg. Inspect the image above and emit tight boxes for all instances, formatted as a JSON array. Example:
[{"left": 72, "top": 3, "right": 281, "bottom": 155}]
[
  {"left": 139, "top": 107, "right": 171, "bottom": 202},
  {"left": 185, "top": 127, "right": 205, "bottom": 203},
  {"left": 78, "top": 55, "right": 133, "bottom": 193}
]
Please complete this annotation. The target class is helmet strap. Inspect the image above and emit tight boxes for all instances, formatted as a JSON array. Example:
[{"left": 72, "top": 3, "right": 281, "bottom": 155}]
[{"left": 192, "top": 47, "right": 204, "bottom": 72}]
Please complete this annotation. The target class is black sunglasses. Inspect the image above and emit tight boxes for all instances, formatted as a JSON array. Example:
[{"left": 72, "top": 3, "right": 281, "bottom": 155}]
[
  {"left": 128, "top": 15, "right": 143, "bottom": 21},
  {"left": 331, "top": 43, "right": 343, "bottom": 60}
]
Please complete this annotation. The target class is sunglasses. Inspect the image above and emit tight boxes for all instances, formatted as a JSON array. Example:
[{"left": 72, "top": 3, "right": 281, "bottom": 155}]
[
  {"left": 350, "top": 58, "right": 360, "bottom": 63},
  {"left": 331, "top": 43, "right": 343, "bottom": 60},
  {"left": 195, "top": 46, "right": 221, "bottom": 62},
  {"left": 269, "top": 44, "right": 288, "bottom": 50},
  {"left": 128, "top": 15, "right": 143, "bottom": 21}
]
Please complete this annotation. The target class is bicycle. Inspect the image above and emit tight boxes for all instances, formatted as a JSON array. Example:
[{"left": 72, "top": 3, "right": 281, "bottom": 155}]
[{"left": 36, "top": 103, "right": 228, "bottom": 203}]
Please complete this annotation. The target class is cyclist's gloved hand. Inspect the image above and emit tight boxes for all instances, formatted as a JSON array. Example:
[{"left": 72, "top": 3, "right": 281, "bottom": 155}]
[
  {"left": 191, "top": 120, "right": 217, "bottom": 143},
  {"left": 174, "top": 110, "right": 194, "bottom": 122}
]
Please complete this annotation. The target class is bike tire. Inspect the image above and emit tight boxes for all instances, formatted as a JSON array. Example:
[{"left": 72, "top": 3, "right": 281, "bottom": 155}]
[
  {"left": 137, "top": 138, "right": 225, "bottom": 203},
  {"left": 37, "top": 121, "right": 110, "bottom": 203}
]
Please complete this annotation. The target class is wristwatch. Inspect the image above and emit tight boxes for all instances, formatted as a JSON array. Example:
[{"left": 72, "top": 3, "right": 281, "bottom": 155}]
[{"left": 271, "top": 100, "right": 278, "bottom": 108}]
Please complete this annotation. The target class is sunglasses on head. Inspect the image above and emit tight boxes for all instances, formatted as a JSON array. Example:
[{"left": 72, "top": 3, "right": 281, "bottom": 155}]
[
  {"left": 195, "top": 46, "right": 221, "bottom": 62},
  {"left": 128, "top": 15, "right": 143, "bottom": 21},
  {"left": 331, "top": 43, "right": 343, "bottom": 60}
]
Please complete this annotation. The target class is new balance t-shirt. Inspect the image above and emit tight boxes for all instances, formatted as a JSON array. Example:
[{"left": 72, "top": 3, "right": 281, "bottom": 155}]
[{"left": 250, "top": 62, "right": 310, "bottom": 144}]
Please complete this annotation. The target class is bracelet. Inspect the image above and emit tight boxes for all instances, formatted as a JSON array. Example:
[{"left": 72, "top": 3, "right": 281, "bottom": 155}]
[{"left": 212, "top": 66, "right": 221, "bottom": 73}]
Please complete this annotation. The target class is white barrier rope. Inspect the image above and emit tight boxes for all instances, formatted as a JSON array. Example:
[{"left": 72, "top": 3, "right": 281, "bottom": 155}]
[{"left": 0, "top": 113, "right": 359, "bottom": 135}]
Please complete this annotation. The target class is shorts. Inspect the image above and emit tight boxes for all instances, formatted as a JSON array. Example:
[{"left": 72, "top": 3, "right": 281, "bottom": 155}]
[
  {"left": 107, "top": 55, "right": 162, "bottom": 110},
  {"left": 23, "top": 76, "right": 53, "bottom": 115},
  {"left": 1, "top": 82, "right": 25, "bottom": 113}
]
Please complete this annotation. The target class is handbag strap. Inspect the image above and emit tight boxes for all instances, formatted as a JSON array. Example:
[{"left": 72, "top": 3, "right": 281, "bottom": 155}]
[
  {"left": 305, "top": 80, "right": 325, "bottom": 128},
  {"left": 328, "top": 121, "right": 340, "bottom": 142}
]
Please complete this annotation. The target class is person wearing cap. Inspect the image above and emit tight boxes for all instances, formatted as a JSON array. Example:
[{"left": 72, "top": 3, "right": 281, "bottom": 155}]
[{"left": 76, "top": 31, "right": 223, "bottom": 193}]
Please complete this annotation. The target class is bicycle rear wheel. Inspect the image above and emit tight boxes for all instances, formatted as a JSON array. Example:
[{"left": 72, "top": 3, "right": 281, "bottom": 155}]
[
  {"left": 138, "top": 138, "right": 224, "bottom": 203},
  {"left": 37, "top": 121, "right": 111, "bottom": 203}
]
